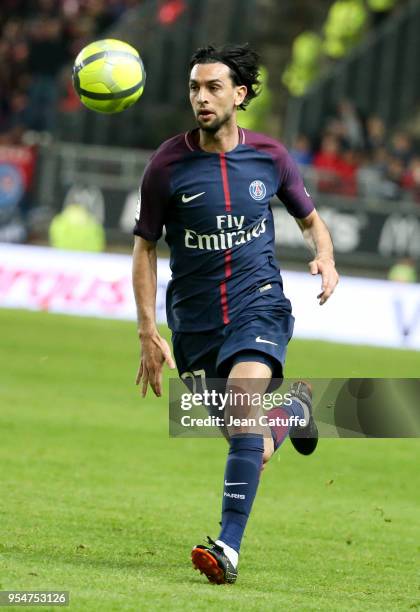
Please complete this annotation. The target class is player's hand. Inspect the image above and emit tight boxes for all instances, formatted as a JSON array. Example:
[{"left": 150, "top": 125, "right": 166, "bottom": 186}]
[
  {"left": 136, "top": 331, "right": 176, "bottom": 398},
  {"left": 309, "top": 256, "right": 339, "bottom": 305}
]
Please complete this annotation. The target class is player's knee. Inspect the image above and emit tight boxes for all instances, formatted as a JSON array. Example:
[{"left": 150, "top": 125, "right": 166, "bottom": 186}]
[
  {"left": 263, "top": 449, "right": 273, "bottom": 465},
  {"left": 263, "top": 437, "right": 274, "bottom": 465}
]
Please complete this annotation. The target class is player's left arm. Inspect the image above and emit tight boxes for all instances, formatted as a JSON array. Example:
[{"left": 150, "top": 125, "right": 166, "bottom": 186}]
[
  {"left": 275, "top": 145, "right": 339, "bottom": 305},
  {"left": 296, "top": 210, "right": 339, "bottom": 305}
]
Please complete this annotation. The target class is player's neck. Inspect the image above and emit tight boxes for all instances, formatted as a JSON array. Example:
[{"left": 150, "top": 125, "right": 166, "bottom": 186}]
[{"left": 198, "top": 122, "right": 239, "bottom": 154}]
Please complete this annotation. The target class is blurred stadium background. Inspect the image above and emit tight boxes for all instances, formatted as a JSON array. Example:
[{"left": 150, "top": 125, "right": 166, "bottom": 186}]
[
  {"left": 1, "top": 0, "right": 419, "bottom": 609},
  {"left": 1, "top": 0, "right": 420, "bottom": 345},
  {"left": 0, "top": 0, "right": 419, "bottom": 266}
]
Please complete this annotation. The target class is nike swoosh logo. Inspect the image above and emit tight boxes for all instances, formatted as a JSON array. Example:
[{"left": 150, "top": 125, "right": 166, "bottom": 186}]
[
  {"left": 256, "top": 336, "right": 278, "bottom": 346},
  {"left": 225, "top": 481, "right": 248, "bottom": 486},
  {"left": 182, "top": 192, "right": 205, "bottom": 203}
]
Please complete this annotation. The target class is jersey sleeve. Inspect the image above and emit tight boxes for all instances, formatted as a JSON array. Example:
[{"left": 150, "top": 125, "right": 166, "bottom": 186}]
[
  {"left": 133, "top": 151, "right": 171, "bottom": 241},
  {"left": 275, "top": 147, "right": 315, "bottom": 219}
]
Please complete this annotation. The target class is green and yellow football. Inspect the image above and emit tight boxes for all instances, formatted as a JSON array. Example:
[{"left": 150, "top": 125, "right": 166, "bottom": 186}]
[{"left": 72, "top": 39, "right": 146, "bottom": 114}]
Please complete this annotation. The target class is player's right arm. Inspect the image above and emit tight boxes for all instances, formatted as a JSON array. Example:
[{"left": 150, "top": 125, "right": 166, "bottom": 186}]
[
  {"left": 132, "top": 236, "right": 175, "bottom": 397},
  {"left": 132, "top": 146, "right": 175, "bottom": 397}
]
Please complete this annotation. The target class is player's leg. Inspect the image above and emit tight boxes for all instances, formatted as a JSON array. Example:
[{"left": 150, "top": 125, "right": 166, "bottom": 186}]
[
  {"left": 227, "top": 351, "right": 308, "bottom": 467},
  {"left": 217, "top": 359, "right": 271, "bottom": 553},
  {"left": 173, "top": 329, "right": 248, "bottom": 584},
  {"left": 216, "top": 307, "right": 313, "bottom": 464},
  {"left": 223, "top": 351, "right": 275, "bottom": 467},
  {"left": 192, "top": 364, "right": 316, "bottom": 584},
  {"left": 191, "top": 359, "right": 271, "bottom": 584},
  {"left": 174, "top": 326, "right": 316, "bottom": 583}
]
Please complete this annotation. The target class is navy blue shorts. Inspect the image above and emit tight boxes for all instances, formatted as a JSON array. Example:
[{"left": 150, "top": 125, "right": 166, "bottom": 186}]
[{"left": 172, "top": 307, "right": 295, "bottom": 383}]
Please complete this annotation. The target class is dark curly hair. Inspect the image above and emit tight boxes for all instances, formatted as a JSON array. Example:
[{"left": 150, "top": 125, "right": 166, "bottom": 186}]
[{"left": 189, "top": 43, "right": 261, "bottom": 110}]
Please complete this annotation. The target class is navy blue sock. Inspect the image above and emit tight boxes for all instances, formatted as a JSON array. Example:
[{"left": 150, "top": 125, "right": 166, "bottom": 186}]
[{"left": 218, "top": 434, "right": 264, "bottom": 554}]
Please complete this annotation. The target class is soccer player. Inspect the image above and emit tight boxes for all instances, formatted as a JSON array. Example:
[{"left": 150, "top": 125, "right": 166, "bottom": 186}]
[{"left": 132, "top": 43, "right": 339, "bottom": 585}]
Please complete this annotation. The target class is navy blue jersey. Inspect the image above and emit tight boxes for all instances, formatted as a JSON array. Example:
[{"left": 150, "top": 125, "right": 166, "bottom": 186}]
[{"left": 134, "top": 127, "right": 314, "bottom": 332}]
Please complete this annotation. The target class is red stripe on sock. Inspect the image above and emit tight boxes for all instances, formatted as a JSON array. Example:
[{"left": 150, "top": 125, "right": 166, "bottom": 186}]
[{"left": 266, "top": 407, "right": 290, "bottom": 450}]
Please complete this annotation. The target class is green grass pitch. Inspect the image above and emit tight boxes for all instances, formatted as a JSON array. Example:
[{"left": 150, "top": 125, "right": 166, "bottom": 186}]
[{"left": 0, "top": 308, "right": 419, "bottom": 611}]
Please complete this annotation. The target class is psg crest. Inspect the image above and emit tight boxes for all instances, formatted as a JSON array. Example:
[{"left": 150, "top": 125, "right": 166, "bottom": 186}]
[{"left": 249, "top": 180, "right": 266, "bottom": 201}]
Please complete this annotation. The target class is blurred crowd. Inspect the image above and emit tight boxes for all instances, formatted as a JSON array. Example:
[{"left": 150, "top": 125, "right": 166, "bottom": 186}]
[
  {"left": 290, "top": 100, "right": 420, "bottom": 203},
  {"left": 1, "top": 2, "right": 419, "bottom": 207},
  {"left": 0, "top": 0, "right": 141, "bottom": 144}
]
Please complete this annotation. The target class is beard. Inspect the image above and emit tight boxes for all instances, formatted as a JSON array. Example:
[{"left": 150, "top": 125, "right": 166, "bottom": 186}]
[{"left": 196, "top": 107, "right": 234, "bottom": 133}]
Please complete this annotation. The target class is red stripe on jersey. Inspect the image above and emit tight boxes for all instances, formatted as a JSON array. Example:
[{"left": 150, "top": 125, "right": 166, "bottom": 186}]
[
  {"left": 224, "top": 248, "right": 232, "bottom": 277},
  {"left": 219, "top": 153, "right": 232, "bottom": 324},
  {"left": 220, "top": 280, "right": 229, "bottom": 324},
  {"left": 219, "top": 153, "right": 231, "bottom": 212}
]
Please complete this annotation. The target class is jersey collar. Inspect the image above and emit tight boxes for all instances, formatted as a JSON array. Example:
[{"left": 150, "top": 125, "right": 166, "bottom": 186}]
[{"left": 185, "top": 127, "right": 246, "bottom": 152}]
